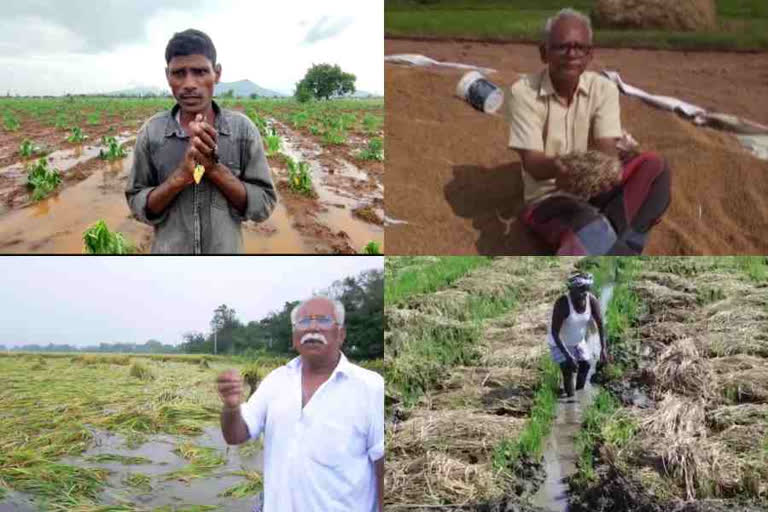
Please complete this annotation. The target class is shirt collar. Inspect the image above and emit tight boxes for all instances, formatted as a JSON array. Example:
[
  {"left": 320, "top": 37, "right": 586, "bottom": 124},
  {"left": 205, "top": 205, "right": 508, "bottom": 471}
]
[
  {"left": 539, "top": 69, "right": 589, "bottom": 100},
  {"left": 287, "top": 351, "right": 351, "bottom": 380},
  {"left": 165, "top": 99, "right": 231, "bottom": 138}
]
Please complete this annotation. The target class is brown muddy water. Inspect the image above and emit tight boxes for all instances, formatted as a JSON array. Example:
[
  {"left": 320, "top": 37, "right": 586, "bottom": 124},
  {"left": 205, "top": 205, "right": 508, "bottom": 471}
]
[
  {"left": 0, "top": 133, "right": 382, "bottom": 253},
  {"left": 1, "top": 425, "right": 263, "bottom": 511},
  {"left": 531, "top": 284, "right": 614, "bottom": 512}
]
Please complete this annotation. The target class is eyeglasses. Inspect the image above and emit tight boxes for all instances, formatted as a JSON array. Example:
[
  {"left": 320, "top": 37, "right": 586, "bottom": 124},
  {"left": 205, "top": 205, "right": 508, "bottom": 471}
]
[
  {"left": 549, "top": 43, "right": 592, "bottom": 57},
  {"left": 293, "top": 315, "right": 336, "bottom": 329}
]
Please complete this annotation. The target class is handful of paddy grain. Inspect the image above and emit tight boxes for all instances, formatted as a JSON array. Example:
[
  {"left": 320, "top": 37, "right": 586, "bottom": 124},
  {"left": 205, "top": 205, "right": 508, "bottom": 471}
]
[{"left": 555, "top": 150, "right": 623, "bottom": 200}]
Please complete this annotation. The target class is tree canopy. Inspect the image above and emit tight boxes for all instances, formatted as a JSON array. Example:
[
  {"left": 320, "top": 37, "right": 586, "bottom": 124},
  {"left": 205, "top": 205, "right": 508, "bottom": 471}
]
[{"left": 294, "top": 63, "right": 356, "bottom": 102}]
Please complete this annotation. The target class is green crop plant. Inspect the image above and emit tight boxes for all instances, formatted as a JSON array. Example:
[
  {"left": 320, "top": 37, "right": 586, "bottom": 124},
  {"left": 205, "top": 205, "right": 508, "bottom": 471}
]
[
  {"left": 357, "top": 137, "right": 384, "bottom": 161},
  {"left": 362, "top": 241, "right": 382, "bottom": 255},
  {"left": 285, "top": 157, "right": 315, "bottom": 197},
  {"left": 290, "top": 111, "right": 309, "bottom": 128},
  {"left": 99, "top": 136, "right": 127, "bottom": 160},
  {"left": 19, "top": 139, "right": 47, "bottom": 158},
  {"left": 322, "top": 127, "right": 347, "bottom": 145},
  {"left": 66, "top": 126, "right": 88, "bottom": 143},
  {"left": 82, "top": 219, "right": 133, "bottom": 254},
  {"left": 362, "top": 114, "right": 383, "bottom": 134},
  {"left": 264, "top": 127, "right": 282, "bottom": 156},
  {"left": 86, "top": 112, "right": 101, "bottom": 125},
  {"left": 3, "top": 113, "right": 20, "bottom": 132},
  {"left": 26, "top": 158, "right": 62, "bottom": 201}
]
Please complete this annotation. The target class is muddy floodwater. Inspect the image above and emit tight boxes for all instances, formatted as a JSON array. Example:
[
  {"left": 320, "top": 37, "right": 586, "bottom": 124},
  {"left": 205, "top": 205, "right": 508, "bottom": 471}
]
[
  {"left": 0, "top": 133, "right": 383, "bottom": 253},
  {"left": 1, "top": 425, "right": 263, "bottom": 511}
]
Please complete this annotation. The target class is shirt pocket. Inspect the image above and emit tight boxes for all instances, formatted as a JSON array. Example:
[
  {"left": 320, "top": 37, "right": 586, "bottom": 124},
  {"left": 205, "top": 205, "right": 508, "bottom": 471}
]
[{"left": 308, "top": 419, "right": 365, "bottom": 469}]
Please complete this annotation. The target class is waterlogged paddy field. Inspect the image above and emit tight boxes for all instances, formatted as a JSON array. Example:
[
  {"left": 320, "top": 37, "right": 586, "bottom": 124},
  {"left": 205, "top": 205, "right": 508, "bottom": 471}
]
[
  {"left": 0, "top": 353, "right": 284, "bottom": 511},
  {"left": 0, "top": 97, "right": 384, "bottom": 254},
  {"left": 384, "top": 256, "right": 768, "bottom": 511}
]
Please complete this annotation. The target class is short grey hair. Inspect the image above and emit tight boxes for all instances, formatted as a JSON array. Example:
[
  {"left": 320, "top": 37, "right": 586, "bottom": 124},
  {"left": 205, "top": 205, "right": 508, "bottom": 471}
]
[
  {"left": 290, "top": 296, "right": 345, "bottom": 326},
  {"left": 543, "top": 8, "right": 593, "bottom": 44}
]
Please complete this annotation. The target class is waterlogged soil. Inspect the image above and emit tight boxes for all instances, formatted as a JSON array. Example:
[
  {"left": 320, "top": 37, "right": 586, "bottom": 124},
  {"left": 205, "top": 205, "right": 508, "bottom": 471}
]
[
  {"left": 1, "top": 426, "right": 263, "bottom": 511},
  {"left": 571, "top": 261, "right": 768, "bottom": 512},
  {"left": 386, "top": 257, "right": 578, "bottom": 509},
  {"left": 384, "top": 39, "right": 768, "bottom": 255},
  {"left": 0, "top": 114, "right": 384, "bottom": 253}
]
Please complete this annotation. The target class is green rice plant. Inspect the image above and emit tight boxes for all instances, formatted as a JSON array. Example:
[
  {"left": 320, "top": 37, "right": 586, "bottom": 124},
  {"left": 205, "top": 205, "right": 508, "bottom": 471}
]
[
  {"left": 264, "top": 127, "right": 282, "bottom": 156},
  {"left": 129, "top": 361, "right": 155, "bottom": 381},
  {"left": 492, "top": 355, "right": 560, "bottom": 473},
  {"left": 164, "top": 443, "right": 226, "bottom": 481},
  {"left": 123, "top": 471, "right": 152, "bottom": 492},
  {"left": 26, "top": 157, "right": 62, "bottom": 201},
  {"left": 357, "top": 137, "right": 384, "bottom": 161},
  {"left": 385, "top": 256, "right": 493, "bottom": 305},
  {"left": 82, "top": 219, "right": 132, "bottom": 254},
  {"left": 85, "top": 453, "right": 152, "bottom": 464},
  {"left": 285, "top": 157, "right": 315, "bottom": 197},
  {"left": 219, "top": 470, "right": 263, "bottom": 497},
  {"left": 66, "top": 126, "right": 88, "bottom": 143},
  {"left": 99, "top": 136, "right": 127, "bottom": 160},
  {"left": 362, "top": 241, "right": 382, "bottom": 255}
]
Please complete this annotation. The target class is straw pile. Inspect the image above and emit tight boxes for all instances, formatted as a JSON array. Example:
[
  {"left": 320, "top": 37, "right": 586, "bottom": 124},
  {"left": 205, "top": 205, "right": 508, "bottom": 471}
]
[{"left": 555, "top": 150, "right": 623, "bottom": 200}]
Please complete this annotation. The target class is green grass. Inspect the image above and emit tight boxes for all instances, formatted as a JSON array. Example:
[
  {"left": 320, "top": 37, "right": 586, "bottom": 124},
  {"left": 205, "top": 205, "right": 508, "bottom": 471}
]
[
  {"left": 385, "top": 0, "right": 768, "bottom": 51},
  {"left": 493, "top": 355, "right": 560, "bottom": 473},
  {"left": 573, "top": 388, "right": 624, "bottom": 486},
  {"left": 385, "top": 256, "right": 493, "bottom": 304}
]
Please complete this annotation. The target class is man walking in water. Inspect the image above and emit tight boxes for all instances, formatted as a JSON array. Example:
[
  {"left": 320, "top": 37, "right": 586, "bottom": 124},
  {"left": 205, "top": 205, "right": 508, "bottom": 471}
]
[{"left": 547, "top": 272, "right": 607, "bottom": 397}]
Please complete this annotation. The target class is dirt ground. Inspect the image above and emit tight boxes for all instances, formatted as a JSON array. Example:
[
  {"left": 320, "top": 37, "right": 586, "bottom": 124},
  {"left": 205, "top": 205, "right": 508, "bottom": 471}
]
[{"left": 384, "top": 39, "right": 768, "bottom": 255}]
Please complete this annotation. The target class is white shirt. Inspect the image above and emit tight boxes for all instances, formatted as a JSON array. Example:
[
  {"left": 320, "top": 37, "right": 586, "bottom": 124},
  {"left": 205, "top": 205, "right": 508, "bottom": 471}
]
[{"left": 240, "top": 353, "right": 384, "bottom": 512}]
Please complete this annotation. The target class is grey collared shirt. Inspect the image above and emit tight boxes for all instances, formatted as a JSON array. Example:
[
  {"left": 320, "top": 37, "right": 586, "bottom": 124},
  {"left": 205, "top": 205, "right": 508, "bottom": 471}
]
[{"left": 126, "top": 101, "right": 277, "bottom": 253}]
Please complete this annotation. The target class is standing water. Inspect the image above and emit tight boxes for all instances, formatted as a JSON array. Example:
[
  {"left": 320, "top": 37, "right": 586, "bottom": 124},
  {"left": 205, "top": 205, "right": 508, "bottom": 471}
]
[{"left": 530, "top": 283, "right": 614, "bottom": 512}]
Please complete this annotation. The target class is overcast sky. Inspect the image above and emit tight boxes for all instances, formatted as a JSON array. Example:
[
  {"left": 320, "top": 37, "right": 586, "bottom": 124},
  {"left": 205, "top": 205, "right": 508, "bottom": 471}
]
[
  {"left": 0, "top": 256, "right": 382, "bottom": 348},
  {"left": 0, "top": 0, "right": 383, "bottom": 96}
]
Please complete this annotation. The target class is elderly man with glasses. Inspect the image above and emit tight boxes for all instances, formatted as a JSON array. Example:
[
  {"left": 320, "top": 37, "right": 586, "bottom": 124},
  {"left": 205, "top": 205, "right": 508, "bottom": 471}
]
[
  {"left": 507, "top": 8, "right": 671, "bottom": 255},
  {"left": 215, "top": 296, "right": 384, "bottom": 512}
]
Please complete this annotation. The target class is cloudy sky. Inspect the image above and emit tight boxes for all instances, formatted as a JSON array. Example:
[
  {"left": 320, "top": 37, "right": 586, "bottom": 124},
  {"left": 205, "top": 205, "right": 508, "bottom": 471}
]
[
  {"left": 0, "top": 0, "right": 383, "bottom": 96},
  {"left": 0, "top": 256, "right": 382, "bottom": 348}
]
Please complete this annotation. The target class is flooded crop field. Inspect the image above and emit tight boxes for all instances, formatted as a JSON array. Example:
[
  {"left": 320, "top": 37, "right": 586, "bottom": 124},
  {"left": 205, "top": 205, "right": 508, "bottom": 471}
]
[
  {"left": 384, "top": 256, "right": 768, "bottom": 512},
  {"left": 0, "top": 97, "right": 384, "bottom": 254},
  {"left": 0, "top": 352, "right": 283, "bottom": 511}
]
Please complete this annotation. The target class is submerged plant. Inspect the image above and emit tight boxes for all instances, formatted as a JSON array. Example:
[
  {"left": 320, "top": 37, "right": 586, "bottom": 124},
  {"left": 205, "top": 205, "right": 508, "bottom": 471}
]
[
  {"left": 285, "top": 157, "right": 314, "bottom": 197},
  {"left": 66, "top": 126, "right": 88, "bottom": 143},
  {"left": 82, "top": 219, "right": 132, "bottom": 254},
  {"left": 26, "top": 157, "right": 62, "bottom": 201},
  {"left": 99, "top": 135, "right": 127, "bottom": 160}
]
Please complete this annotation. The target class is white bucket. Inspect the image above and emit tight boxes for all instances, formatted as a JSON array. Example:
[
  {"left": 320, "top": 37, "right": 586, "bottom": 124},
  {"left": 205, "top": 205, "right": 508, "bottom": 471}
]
[{"left": 456, "top": 71, "right": 503, "bottom": 114}]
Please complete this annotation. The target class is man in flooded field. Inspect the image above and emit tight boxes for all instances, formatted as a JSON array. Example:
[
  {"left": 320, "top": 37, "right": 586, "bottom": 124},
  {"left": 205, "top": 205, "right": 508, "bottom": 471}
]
[
  {"left": 215, "top": 296, "right": 384, "bottom": 512},
  {"left": 126, "top": 29, "right": 277, "bottom": 253},
  {"left": 506, "top": 8, "right": 671, "bottom": 255},
  {"left": 547, "top": 272, "right": 608, "bottom": 397}
]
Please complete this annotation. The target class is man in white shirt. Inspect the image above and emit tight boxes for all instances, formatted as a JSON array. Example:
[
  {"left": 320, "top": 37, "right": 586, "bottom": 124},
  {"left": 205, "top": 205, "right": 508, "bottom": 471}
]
[{"left": 216, "top": 296, "right": 384, "bottom": 512}]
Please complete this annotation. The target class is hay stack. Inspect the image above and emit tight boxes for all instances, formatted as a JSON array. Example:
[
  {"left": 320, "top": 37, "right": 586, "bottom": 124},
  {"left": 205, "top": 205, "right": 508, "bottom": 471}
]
[
  {"left": 651, "top": 338, "right": 712, "bottom": 398},
  {"left": 555, "top": 150, "right": 623, "bottom": 200},
  {"left": 592, "top": 0, "right": 717, "bottom": 32}
]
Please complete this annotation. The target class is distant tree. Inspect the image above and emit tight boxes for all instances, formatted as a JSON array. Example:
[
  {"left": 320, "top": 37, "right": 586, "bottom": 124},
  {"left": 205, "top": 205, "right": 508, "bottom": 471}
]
[
  {"left": 295, "top": 64, "right": 356, "bottom": 101},
  {"left": 222, "top": 89, "right": 235, "bottom": 99},
  {"left": 294, "top": 81, "right": 313, "bottom": 103},
  {"left": 249, "top": 92, "right": 260, "bottom": 99}
]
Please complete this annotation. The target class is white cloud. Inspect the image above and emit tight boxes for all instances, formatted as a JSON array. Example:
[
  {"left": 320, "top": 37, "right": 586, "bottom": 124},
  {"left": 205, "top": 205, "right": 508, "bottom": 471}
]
[{"left": 0, "top": 0, "right": 383, "bottom": 96}]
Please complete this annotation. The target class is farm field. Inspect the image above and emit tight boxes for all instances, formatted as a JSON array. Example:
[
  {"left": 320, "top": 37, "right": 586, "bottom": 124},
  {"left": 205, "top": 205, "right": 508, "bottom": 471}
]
[
  {"left": 384, "top": 256, "right": 768, "bottom": 511},
  {"left": 0, "top": 352, "right": 385, "bottom": 511},
  {"left": 0, "top": 97, "right": 384, "bottom": 254}
]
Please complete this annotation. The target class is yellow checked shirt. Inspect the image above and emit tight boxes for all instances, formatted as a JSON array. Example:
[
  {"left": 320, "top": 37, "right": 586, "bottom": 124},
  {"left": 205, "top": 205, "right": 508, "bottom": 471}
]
[{"left": 505, "top": 70, "right": 622, "bottom": 203}]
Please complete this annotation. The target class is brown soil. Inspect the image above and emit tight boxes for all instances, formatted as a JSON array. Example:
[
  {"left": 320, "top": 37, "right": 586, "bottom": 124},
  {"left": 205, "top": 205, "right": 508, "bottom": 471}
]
[{"left": 384, "top": 39, "right": 768, "bottom": 255}]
